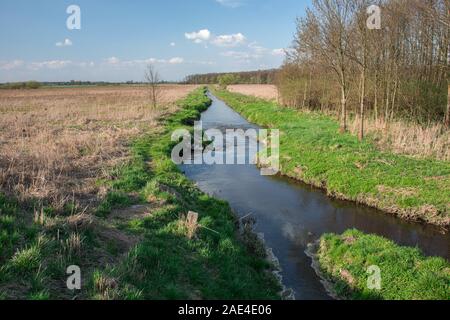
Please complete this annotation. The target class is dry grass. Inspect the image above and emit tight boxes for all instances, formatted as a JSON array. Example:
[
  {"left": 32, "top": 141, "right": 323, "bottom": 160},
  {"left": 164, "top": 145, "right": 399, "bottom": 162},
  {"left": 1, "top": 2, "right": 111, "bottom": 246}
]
[
  {"left": 350, "top": 117, "right": 450, "bottom": 161},
  {"left": 227, "top": 84, "right": 279, "bottom": 101},
  {"left": 0, "top": 85, "right": 198, "bottom": 211}
]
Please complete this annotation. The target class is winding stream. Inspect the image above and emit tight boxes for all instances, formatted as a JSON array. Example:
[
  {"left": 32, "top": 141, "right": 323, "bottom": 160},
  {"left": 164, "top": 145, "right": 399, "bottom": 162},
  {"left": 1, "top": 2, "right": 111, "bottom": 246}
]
[{"left": 181, "top": 92, "right": 449, "bottom": 300}]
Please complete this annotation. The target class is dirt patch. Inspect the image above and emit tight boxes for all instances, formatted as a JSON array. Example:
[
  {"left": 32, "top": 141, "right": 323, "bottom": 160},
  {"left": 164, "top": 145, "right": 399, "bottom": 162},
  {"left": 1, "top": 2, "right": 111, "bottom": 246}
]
[
  {"left": 110, "top": 204, "right": 153, "bottom": 221},
  {"left": 228, "top": 84, "right": 279, "bottom": 101},
  {"left": 97, "top": 226, "right": 140, "bottom": 253},
  {"left": 339, "top": 269, "right": 355, "bottom": 285},
  {"left": 377, "top": 185, "right": 419, "bottom": 197}
]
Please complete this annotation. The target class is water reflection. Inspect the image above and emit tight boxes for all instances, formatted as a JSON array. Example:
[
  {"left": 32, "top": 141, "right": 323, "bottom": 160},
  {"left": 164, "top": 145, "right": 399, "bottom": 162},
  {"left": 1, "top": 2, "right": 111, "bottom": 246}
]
[{"left": 181, "top": 92, "right": 449, "bottom": 300}]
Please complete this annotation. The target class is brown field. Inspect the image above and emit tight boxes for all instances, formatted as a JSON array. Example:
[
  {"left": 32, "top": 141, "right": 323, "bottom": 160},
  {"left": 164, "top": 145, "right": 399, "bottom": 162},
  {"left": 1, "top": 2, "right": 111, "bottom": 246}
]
[
  {"left": 0, "top": 85, "right": 198, "bottom": 211},
  {"left": 227, "top": 84, "right": 279, "bottom": 101}
]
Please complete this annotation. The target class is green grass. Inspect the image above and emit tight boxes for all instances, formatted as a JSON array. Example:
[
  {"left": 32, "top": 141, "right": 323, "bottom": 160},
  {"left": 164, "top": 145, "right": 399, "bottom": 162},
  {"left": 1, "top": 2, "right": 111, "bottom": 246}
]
[
  {"left": 87, "top": 87, "right": 280, "bottom": 299},
  {"left": 212, "top": 88, "right": 450, "bottom": 227},
  {"left": 0, "top": 191, "right": 92, "bottom": 299},
  {"left": 317, "top": 229, "right": 450, "bottom": 300},
  {"left": 0, "top": 87, "right": 281, "bottom": 300}
]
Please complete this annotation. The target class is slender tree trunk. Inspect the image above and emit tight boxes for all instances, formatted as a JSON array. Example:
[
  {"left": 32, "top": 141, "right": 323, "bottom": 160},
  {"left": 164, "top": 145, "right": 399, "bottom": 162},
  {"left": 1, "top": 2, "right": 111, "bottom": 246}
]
[
  {"left": 384, "top": 81, "right": 390, "bottom": 124},
  {"left": 446, "top": 42, "right": 450, "bottom": 127},
  {"left": 340, "top": 84, "right": 347, "bottom": 132},
  {"left": 302, "top": 80, "right": 307, "bottom": 109},
  {"left": 446, "top": 83, "right": 450, "bottom": 127},
  {"left": 374, "top": 71, "right": 378, "bottom": 122},
  {"left": 359, "top": 67, "right": 366, "bottom": 141},
  {"left": 391, "top": 73, "right": 398, "bottom": 121}
]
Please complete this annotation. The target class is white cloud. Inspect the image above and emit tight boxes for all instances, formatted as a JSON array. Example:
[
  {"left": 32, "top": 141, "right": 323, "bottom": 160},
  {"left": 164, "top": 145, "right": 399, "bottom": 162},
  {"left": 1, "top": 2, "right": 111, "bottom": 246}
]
[
  {"left": 220, "top": 43, "right": 286, "bottom": 62},
  {"left": 170, "top": 42, "right": 176, "bottom": 47},
  {"left": 249, "top": 42, "right": 268, "bottom": 54},
  {"left": 105, "top": 57, "right": 120, "bottom": 65},
  {"left": 185, "top": 29, "right": 211, "bottom": 44},
  {"left": 56, "top": 38, "right": 73, "bottom": 47},
  {"left": 169, "top": 57, "right": 184, "bottom": 64},
  {"left": 212, "top": 33, "right": 246, "bottom": 47},
  {"left": 271, "top": 48, "right": 286, "bottom": 56},
  {"left": 103, "top": 57, "right": 184, "bottom": 67},
  {"left": 79, "top": 61, "right": 95, "bottom": 68},
  {"left": 2, "top": 59, "right": 96, "bottom": 71},
  {"left": 216, "top": 0, "right": 245, "bottom": 8},
  {"left": 194, "top": 60, "right": 216, "bottom": 65},
  {"left": 0, "top": 60, "right": 25, "bottom": 70},
  {"left": 221, "top": 51, "right": 260, "bottom": 61},
  {"left": 185, "top": 29, "right": 247, "bottom": 48},
  {"left": 30, "top": 60, "right": 73, "bottom": 70}
]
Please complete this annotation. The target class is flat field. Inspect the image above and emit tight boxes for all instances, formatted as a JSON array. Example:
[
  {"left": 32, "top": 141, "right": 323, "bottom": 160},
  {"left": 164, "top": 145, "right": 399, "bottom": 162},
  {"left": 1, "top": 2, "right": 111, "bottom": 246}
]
[
  {"left": 0, "top": 87, "right": 280, "bottom": 300},
  {"left": 227, "top": 84, "right": 279, "bottom": 101},
  {"left": 0, "top": 85, "right": 197, "bottom": 211}
]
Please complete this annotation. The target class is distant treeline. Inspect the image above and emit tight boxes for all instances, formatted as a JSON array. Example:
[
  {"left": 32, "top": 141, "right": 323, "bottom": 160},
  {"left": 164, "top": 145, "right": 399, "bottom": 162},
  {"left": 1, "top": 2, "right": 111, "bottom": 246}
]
[
  {"left": 183, "top": 69, "right": 278, "bottom": 85},
  {"left": 0, "top": 81, "right": 43, "bottom": 89},
  {"left": 0, "top": 80, "right": 179, "bottom": 89}
]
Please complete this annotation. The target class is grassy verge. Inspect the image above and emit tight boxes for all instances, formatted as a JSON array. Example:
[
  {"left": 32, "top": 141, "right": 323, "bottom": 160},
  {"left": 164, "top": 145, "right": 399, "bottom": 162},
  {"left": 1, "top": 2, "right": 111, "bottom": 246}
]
[
  {"left": 315, "top": 229, "right": 450, "bottom": 300},
  {"left": 0, "top": 88, "right": 281, "bottom": 300},
  {"left": 212, "top": 88, "right": 450, "bottom": 227}
]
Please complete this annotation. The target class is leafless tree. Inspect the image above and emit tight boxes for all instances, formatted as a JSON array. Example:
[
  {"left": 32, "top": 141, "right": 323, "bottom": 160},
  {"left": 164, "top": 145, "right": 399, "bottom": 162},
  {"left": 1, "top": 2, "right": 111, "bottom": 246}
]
[
  {"left": 294, "top": 0, "right": 354, "bottom": 132},
  {"left": 347, "top": 0, "right": 374, "bottom": 140},
  {"left": 280, "top": 0, "right": 448, "bottom": 128},
  {"left": 144, "top": 64, "right": 162, "bottom": 109}
]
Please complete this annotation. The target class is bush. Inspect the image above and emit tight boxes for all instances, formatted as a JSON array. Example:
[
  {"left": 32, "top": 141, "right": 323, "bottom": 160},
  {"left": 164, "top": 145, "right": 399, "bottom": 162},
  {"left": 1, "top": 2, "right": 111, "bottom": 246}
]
[
  {"left": 0, "top": 81, "right": 42, "bottom": 90},
  {"left": 218, "top": 74, "right": 240, "bottom": 89}
]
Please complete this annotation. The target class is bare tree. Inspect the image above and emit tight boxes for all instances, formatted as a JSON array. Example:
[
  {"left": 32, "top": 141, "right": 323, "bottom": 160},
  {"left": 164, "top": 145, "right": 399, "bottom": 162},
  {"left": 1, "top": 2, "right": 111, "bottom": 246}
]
[
  {"left": 418, "top": 0, "right": 450, "bottom": 127},
  {"left": 347, "top": 0, "right": 374, "bottom": 140},
  {"left": 283, "top": 0, "right": 448, "bottom": 125},
  {"left": 294, "top": 0, "right": 354, "bottom": 132},
  {"left": 144, "top": 64, "right": 162, "bottom": 109}
]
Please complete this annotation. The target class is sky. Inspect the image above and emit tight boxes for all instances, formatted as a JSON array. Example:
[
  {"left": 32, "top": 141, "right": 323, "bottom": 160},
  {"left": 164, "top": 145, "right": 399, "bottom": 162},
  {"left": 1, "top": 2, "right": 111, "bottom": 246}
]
[{"left": 0, "top": 0, "right": 310, "bottom": 82}]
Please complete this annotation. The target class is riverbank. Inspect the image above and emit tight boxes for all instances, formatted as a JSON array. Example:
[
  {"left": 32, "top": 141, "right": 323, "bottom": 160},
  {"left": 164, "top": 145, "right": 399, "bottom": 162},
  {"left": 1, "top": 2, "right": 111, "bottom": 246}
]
[
  {"left": 212, "top": 88, "right": 450, "bottom": 228},
  {"left": 0, "top": 88, "right": 281, "bottom": 299},
  {"left": 313, "top": 229, "right": 449, "bottom": 300}
]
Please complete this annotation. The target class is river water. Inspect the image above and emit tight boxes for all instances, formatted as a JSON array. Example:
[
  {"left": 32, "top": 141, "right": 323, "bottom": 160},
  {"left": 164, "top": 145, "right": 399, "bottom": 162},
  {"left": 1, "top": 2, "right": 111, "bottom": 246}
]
[{"left": 180, "top": 92, "right": 449, "bottom": 300}]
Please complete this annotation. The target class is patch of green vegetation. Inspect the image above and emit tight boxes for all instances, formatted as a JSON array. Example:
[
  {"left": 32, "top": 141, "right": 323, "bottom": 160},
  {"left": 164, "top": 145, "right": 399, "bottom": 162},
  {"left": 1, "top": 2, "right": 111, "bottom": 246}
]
[
  {"left": 317, "top": 229, "right": 450, "bottom": 300},
  {"left": 0, "top": 204, "right": 90, "bottom": 299},
  {"left": 212, "top": 88, "right": 450, "bottom": 227},
  {"left": 0, "top": 87, "right": 280, "bottom": 300},
  {"left": 0, "top": 195, "right": 24, "bottom": 266},
  {"left": 0, "top": 81, "right": 42, "bottom": 90},
  {"left": 4, "top": 85, "right": 446, "bottom": 300},
  {"left": 96, "top": 191, "right": 133, "bottom": 217},
  {"left": 87, "top": 87, "right": 280, "bottom": 299}
]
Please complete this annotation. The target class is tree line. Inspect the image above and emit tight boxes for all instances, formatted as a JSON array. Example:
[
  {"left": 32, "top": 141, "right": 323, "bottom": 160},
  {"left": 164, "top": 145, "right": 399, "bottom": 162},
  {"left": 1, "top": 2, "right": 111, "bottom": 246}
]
[
  {"left": 0, "top": 81, "right": 42, "bottom": 89},
  {"left": 184, "top": 69, "right": 278, "bottom": 85},
  {"left": 277, "top": 0, "right": 449, "bottom": 139}
]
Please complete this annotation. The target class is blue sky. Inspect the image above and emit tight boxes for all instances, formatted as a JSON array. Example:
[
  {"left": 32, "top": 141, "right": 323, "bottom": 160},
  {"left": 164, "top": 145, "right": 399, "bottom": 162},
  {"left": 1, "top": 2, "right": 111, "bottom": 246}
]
[{"left": 0, "top": 0, "right": 310, "bottom": 82}]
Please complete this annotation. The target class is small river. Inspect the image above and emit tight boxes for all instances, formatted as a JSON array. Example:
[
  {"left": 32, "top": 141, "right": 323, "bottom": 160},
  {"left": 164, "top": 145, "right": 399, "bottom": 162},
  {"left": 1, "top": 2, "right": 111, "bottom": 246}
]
[{"left": 181, "top": 92, "right": 449, "bottom": 300}]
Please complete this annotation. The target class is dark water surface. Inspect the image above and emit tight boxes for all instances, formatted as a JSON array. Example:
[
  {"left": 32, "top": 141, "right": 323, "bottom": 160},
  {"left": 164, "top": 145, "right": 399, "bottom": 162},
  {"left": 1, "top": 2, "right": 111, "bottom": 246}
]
[{"left": 181, "top": 92, "right": 449, "bottom": 300}]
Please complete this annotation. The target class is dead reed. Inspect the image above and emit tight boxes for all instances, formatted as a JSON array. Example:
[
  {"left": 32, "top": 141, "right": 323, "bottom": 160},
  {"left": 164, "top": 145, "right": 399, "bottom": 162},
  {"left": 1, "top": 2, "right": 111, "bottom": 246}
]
[{"left": 0, "top": 85, "right": 197, "bottom": 212}]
